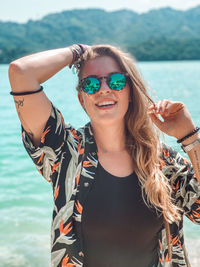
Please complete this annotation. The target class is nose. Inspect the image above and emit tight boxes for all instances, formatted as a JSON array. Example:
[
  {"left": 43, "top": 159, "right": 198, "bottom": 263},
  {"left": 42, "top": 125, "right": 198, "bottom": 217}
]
[{"left": 99, "top": 77, "right": 111, "bottom": 94}]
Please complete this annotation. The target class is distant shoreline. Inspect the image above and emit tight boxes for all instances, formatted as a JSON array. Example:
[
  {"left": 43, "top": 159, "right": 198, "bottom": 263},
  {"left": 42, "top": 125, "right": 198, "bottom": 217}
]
[
  {"left": 1, "top": 56, "right": 200, "bottom": 65},
  {"left": 1, "top": 59, "right": 200, "bottom": 65},
  {"left": 1, "top": 7, "right": 200, "bottom": 64},
  {"left": 1, "top": 38, "right": 200, "bottom": 64}
]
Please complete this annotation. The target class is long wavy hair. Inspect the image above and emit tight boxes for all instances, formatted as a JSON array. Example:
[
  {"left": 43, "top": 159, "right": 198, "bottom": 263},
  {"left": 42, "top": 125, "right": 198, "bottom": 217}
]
[{"left": 74, "top": 44, "right": 182, "bottom": 224}]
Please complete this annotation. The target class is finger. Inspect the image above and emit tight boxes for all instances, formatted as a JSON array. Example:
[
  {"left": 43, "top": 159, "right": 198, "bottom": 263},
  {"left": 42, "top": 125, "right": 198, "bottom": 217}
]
[
  {"left": 151, "top": 100, "right": 166, "bottom": 114},
  {"left": 148, "top": 99, "right": 181, "bottom": 116},
  {"left": 148, "top": 112, "right": 164, "bottom": 130},
  {"left": 149, "top": 99, "right": 170, "bottom": 116},
  {"left": 148, "top": 103, "right": 156, "bottom": 112},
  {"left": 167, "top": 102, "right": 185, "bottom": 114},
  {"left": 148, "top": 101, "right": 160, "bottom": 114},
  {"left": 158, "top": 100, "right": 170, "bottom": 115},
  {"left": 155, "top": 101, "right": 162, "bottom": 113}
]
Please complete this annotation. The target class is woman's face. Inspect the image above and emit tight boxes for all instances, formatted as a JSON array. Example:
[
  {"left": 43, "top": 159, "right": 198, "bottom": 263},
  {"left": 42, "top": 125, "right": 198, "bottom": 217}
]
[{"left": 78, "top": 56, "right": 131, "bottom": 126}]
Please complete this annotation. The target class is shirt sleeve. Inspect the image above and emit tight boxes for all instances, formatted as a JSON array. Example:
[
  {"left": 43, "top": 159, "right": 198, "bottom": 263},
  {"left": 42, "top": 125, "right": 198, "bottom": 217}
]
[
  {"left": 160, "top": 143, "right": 200, "bottom": 225},
  {"left": 22, "top": 104, "right": 71, "bottom": 184}
]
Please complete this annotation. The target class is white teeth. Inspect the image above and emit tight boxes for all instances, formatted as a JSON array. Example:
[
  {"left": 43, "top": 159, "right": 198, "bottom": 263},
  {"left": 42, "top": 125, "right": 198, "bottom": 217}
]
[{"left": 97, "top": 101, "right": 116, "bottom": 107}]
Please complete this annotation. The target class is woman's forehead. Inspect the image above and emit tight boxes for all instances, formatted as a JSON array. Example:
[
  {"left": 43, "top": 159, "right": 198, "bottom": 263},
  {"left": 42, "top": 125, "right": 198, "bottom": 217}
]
[{"left": 82, "top": 56, "right": 122, "bottom": 77}]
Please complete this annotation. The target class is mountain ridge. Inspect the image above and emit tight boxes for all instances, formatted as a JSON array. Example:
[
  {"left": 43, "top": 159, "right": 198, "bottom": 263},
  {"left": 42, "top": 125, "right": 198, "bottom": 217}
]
[{"left": 0, "top": 6, "right": 200, "bottom": 63}]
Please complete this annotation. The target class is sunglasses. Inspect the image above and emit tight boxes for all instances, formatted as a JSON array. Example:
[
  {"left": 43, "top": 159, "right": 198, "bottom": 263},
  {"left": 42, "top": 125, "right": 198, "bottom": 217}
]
[{"left": 80, "top": 72, "right": 128, "bottom": 94}]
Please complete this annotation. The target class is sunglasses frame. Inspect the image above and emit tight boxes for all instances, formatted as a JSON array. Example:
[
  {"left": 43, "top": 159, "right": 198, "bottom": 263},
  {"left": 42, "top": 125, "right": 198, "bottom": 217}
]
[{"left": 80, "top": 72, "right": 129, "bottom": 94}]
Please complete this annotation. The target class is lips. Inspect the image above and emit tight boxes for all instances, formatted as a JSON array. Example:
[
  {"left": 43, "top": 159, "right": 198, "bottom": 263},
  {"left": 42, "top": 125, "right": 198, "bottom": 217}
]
[{"left": 95, "top": 100, "right": 117, "bottom": 108}]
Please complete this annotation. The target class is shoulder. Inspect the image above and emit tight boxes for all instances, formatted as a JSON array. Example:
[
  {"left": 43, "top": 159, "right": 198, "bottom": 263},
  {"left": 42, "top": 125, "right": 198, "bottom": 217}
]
[{"left": 160, "top": 142, "right": 190, "bottom": 168}]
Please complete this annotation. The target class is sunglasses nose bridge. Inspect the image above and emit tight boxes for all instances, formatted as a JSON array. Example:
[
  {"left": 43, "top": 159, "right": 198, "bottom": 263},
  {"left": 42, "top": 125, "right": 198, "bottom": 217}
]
[{"left": 99, "top": 76, "right": 111, "bottom": 92}]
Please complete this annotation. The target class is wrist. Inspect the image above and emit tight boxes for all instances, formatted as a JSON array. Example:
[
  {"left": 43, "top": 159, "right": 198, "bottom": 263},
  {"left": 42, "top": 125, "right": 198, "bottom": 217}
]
[
  {"left": 177, "top": 126, "right": 199, "bottom": 143},
  {"left": 181, "top": 134, "right": 200, "bottom": 153},
  {"left": 181, "top": 132, "right": 199, "bottom": 146},
  {"left": 68, "top": 44, "right": 87, "bottom": 68}
]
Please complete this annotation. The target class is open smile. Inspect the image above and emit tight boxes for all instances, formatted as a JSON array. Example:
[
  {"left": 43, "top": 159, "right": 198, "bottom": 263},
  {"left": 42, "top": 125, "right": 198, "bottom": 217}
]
[{"left": 95, "top": 100, "right": 117, "bottom": 109}]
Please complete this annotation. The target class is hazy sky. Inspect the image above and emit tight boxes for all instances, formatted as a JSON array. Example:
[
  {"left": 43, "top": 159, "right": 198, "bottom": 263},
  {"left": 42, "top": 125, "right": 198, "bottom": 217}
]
[{"left": 1, "top": 0, "right": 200, "bottom": 23}]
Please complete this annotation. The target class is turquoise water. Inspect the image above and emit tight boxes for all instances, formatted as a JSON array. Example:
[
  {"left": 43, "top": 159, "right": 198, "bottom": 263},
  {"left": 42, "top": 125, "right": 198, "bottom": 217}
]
[{"left": 0, "top": 61, "right": 200, "bottom": 266}]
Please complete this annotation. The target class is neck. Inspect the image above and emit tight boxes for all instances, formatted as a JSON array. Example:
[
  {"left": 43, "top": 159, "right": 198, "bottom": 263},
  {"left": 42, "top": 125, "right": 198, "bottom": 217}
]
[{"left": 91, "top": 120, "right": 127, "bottom": 153}]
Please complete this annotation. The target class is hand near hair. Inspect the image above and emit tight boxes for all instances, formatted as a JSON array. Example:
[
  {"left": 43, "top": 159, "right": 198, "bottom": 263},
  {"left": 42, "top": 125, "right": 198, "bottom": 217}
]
[
  {"left": 148, "top": 100, "right": 195, "bottom": 140},
  {"left": 69, "top": 44, "right": 90, "bottom": 68}
]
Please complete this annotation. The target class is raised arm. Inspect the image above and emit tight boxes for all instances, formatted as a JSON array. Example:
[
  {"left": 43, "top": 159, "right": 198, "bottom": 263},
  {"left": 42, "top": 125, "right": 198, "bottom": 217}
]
[{"left": 8, "top": 47, "right": 74, "bottom": 147}]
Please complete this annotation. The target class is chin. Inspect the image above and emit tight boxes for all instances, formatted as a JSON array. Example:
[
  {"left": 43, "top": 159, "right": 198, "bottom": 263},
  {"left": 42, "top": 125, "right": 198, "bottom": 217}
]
[{"left": 91, "top": 115, "right": 125, "bottom": 126}]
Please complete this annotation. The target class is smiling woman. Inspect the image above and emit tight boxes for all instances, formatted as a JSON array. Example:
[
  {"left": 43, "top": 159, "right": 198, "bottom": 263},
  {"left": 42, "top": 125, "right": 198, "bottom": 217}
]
[{"left": 8, "top": 44, "right": 200, "bottom": 267}]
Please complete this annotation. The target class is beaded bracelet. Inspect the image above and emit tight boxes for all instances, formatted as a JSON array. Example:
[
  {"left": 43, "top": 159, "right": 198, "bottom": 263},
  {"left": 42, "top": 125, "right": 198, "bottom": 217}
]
[
  {"left": 10, "top": 86, "right": 43, "bottom": 96},
  {"left": 69, "top": 44, "right": 87, "bottom": 68},
  {"left": 177, "top": 126, "right": 200, "bottom": 143},
  {"left": 181, "top": 137, "right": 200, "bottom": 153}
]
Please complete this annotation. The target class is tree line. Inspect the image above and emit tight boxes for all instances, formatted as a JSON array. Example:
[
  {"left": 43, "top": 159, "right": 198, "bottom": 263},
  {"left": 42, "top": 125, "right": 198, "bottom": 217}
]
[{"left": 0, "top": 7, "right": 200, "bottom": 63}]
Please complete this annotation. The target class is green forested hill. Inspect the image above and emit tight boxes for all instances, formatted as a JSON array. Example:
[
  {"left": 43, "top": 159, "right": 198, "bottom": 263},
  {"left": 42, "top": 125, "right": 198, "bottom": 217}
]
[{"left": 0, "top": 6, "right": 200, "bottom": 63}]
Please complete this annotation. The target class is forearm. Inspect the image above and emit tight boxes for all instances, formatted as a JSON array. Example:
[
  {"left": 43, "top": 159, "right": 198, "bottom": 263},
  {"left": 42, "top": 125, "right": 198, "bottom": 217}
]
[
  {"left": 9, "top": 47, "right": 73, "bottom": 92},
  {"left": 182, "top": 133, "right": 200, "bottom": 183}
]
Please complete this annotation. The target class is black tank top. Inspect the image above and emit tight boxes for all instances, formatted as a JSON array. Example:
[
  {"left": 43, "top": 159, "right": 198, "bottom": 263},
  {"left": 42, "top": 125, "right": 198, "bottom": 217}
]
[{"left": 82, "top": 163, "right": 164, "bottom": 267}]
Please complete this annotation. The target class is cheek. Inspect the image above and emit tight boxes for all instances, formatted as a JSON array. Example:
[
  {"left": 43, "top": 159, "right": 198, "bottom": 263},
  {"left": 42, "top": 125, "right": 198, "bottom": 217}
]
[
  {"left": 121, "top": 90, "right": 131, "bottom": 114},
  {"left": 82, "top": 95, "right": 94, "bottom": 113},
  {"left": 122, "top": 87, "right": 131, "bottom": 105}
]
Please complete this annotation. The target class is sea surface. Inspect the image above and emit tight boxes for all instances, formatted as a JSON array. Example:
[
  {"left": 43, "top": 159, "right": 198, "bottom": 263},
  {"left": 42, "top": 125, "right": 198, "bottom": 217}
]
[{"left": 0, "top": 61, "right": 200, "bottom": 266}]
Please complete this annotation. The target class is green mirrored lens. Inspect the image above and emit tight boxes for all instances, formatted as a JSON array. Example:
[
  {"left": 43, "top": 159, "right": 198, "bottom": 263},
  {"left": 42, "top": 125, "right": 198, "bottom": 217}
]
[
  {"left": 82, "top": 77, "right": 100, "bottom": 94},
  {"left": 109, "top": 73, "right": 126, "bottom": 90}
]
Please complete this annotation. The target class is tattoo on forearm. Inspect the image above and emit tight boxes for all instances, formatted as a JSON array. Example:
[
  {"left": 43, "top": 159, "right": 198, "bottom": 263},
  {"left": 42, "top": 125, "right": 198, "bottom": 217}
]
[
  {"left": 15, "top": 98, "right": 24, "bottom": 109},
  {"left": 194, "top": 150, "right": 200, "bottom": 174}
]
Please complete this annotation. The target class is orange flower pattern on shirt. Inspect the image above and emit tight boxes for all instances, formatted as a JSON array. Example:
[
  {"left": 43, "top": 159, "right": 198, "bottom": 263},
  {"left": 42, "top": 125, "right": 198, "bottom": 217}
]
[
  {"left": 54, "top": 185, "right": 60, "bottom": 201},
  {"left": 37, "top": 152, "right": 44, "bottom": 164},
  {"left": 52, "top": 161, "right": 60, "bottom": 173},
  {"left": 75, "top": 200, "right": 83, "bottom": 215},
  {"left": 163, "top": 149, "right": 170, "bottom": 158},
  {"left": 77, "top": 142, "right": 84, "bottom": 155},
  {"left": 41, "top": 126, "right": 51, "bottom": 144},
  {"left": 170, "top": 235, "right": 182, "bottom": 249},
  {"left": 82, "top": 160, "right": 93, "bottom": 168},
  {"left": 62, "top": 254, "right": 77, "bottom": 267},
  {"left": 76, "top": 171, "right": 80, "bottom": 186},
  {"left": 60, "top": 219, "right": 73, "bottom": 236}
]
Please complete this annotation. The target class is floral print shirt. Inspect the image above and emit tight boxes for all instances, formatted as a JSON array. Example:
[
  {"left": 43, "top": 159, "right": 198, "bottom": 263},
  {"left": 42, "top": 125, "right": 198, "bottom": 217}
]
[{"left": 22, "top": 105, "right": 200, "bottom": 267}]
